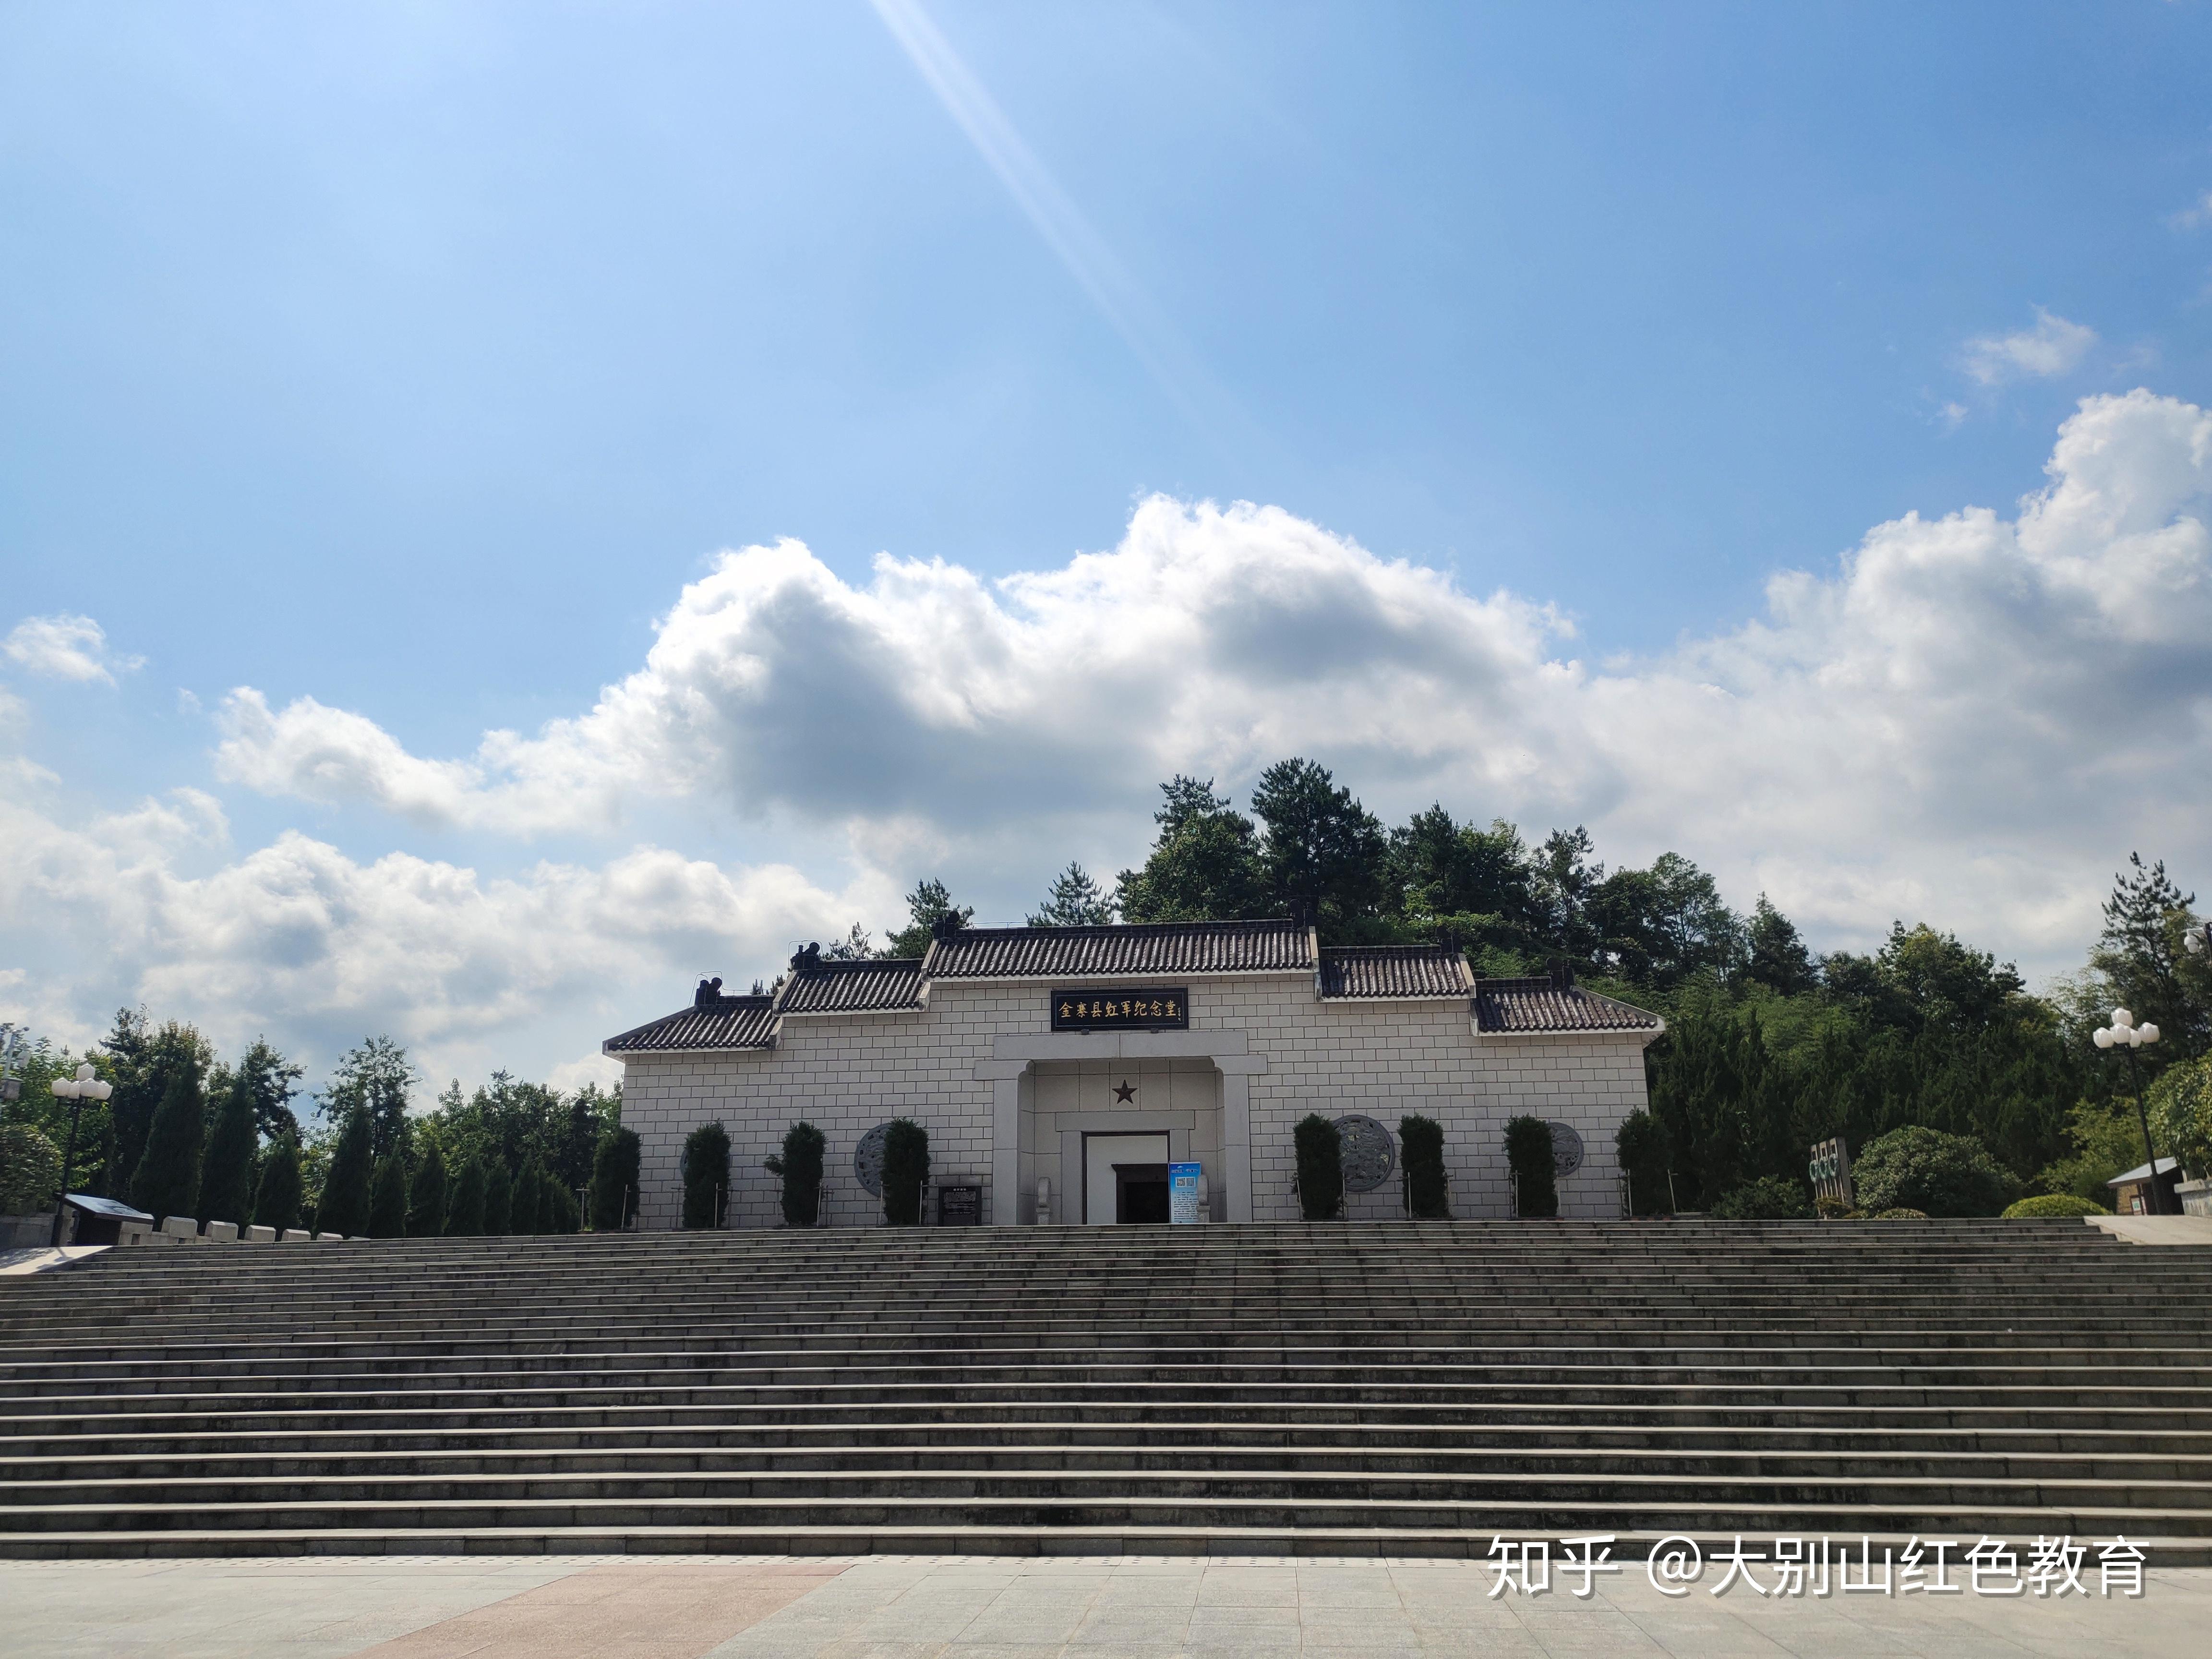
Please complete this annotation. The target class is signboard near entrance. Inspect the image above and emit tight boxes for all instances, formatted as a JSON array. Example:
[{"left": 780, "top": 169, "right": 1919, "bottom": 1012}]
[
  {"left": 1169, "top": 1162, "right": 1203, "bottom": 1224},
  {"left": 1052, "top": 988, "right": 1190, "bottom": 1031}
]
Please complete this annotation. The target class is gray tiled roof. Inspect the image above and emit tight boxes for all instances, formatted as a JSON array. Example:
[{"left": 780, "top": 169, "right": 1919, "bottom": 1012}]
[
  {"left": 603, "top": 996, "right": 778, "bottom": 1054},
  {"left": 777, "top": 959, "right": 926, "bottom": 1015},
  {"left": 1472, "top": 976, "right": 1662, "bottom": 1034},
  {"left": 1319, "top": 946, "right": 1473, "bottom": 999},
  {"left": 926, "top": 920, "right": 1315, "bottom": 980}
]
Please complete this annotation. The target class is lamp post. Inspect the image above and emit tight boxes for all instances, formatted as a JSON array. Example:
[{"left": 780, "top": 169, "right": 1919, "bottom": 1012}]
[
  {"left": 47, "top": 1062, "right": 114, "bottom": 1247},
  {"left": 2092, "top": 1009, "right": 2164, "bottom": 1215}
]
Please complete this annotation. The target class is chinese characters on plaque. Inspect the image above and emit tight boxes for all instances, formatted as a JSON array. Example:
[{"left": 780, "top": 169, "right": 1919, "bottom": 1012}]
[{"left": 1050, "top": 987, "right": 1190, "bottom": 1031}]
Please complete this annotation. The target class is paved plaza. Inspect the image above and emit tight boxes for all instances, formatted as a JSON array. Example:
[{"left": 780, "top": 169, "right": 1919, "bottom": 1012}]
[{"left": 0, "top": 1553, "right": 2200, "bottom": 1658}]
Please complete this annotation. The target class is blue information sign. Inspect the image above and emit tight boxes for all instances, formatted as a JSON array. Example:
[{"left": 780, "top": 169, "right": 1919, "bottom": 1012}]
[{"left": 1169, "top": 1161, "right": 1203, "bottom": 1225}]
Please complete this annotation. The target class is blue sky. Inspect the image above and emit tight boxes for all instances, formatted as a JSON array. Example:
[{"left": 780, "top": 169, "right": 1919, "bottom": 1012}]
[{"left": 5, "top": 1, "right": 2212, "bottom": 1094}]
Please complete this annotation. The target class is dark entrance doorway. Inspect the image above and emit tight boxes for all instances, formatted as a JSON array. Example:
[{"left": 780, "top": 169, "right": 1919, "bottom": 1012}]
[{"left": 1115, "top": 1163, "right": 1170, "bottom": 1224}]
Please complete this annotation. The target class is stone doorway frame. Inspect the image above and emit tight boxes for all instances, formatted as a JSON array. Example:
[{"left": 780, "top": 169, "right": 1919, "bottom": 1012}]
[{"left": 975, "top": 1030, "right": 1266, "bottom": 1224}]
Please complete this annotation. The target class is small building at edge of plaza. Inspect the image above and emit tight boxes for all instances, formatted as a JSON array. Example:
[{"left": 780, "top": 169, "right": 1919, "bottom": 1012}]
[{"left": 603, "top": 917, "right": 1664, "bottom": 1230}]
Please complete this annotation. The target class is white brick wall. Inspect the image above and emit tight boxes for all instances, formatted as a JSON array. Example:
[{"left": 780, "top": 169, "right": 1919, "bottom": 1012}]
[{"left": 617, "top": 975, "right": 1654, "bottom": 1228}]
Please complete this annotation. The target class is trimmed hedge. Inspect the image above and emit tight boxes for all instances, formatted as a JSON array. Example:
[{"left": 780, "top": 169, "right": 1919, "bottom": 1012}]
[
  {"left": 589, "top": 1128, "right": 641, "bottom": 1231},
  {"left": 1294, "top": 1115, "right": 1343, "bottom": 1220},
  {"left": 1873, "top": 1207, "right": 1929, "bottom": 1219},
  {"left": 1614, "top": 1110, "right": 1671, "bottom": 1216},
  {"left": 1504, "top": 1117, "right": 1557, "bottom": 1218},
  {"left": 1399, "top": 1114, "right": 1449, "bottom": 1220},
  {"left": 881, "top": 1119, "right": 930, "bottom": 1226},
  {"left": 682, "top": 1121, "right": 731, "bottom": 1229},
  {"left": 2003, "top": 1193, "right": 2109, "bottom": 1218},
  {"left": 765, "top": 1121, "right": 826, "bottom": 1226}
]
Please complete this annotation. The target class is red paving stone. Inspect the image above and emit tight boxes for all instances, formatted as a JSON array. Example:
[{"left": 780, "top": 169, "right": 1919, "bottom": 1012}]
[{"left": 346, "top": 1562, "right": 848, "bottom": 1659}]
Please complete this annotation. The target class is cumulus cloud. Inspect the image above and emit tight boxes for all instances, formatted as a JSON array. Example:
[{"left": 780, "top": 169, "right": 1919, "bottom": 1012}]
[
  {"left": 1961, "top": 307, "right": 2097, "bottom": 385},
  {"left": 204, "top": 390, "right": 2212, "bottom": 973},
  {"left": 2, "top": 613, "right": 144, "bottom": 684},
  {"left": 0, "top": 780, "right": 894, "bottom": 1089},
  {"left": 2169, "top": 191, "right": 2212, "bottom": 231},
  {"left": 12, "top": 389, "right": 2212, "bottom": 1085}
]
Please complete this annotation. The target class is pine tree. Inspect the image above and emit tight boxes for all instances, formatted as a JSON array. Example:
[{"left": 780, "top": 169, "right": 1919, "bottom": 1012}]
[
  {"left": 316, "top": 1109, "right": 373, "bottom": 1237},
  {"left": 483, "top": 1160, "right": 513, "bottom": 1235},
  {"left": 367, "top": 1153, "right": 409, "bottom": 1238},
  {"left": 196, "top": 1072, "right": 258, "bottom": 1227},
  {"left": 252, "top": 1134, "right": 303, "bottom": 1234},
  {"left": 884, "top": 879, "right": 973, "bottom": 958},
  {"left": 132, "top": 1063, "right": 206, "bottom": 1224},
  {"left": 445, "top": 1158, "right": 487, "bottom": 1235},
  {"left": 1027, "top": 863, "right": 1116, "bottom": 927},
  {"left": 409, "top": 1143, "right": 449, "bottom": 1237}
]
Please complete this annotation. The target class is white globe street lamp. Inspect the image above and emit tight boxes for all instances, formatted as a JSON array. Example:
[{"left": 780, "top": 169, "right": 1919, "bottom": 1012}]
[
  {"left": 2092, "top": 1009, "right": 2166, "bottom": 1214},
  {"left": 47, "top": 1062, "right": 114, "bottom": 1248}
]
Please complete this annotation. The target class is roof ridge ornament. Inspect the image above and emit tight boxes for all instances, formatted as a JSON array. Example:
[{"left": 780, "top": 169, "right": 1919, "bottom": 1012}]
[{"left": 694, "top": 975, "right": 723, "bottom": 1007}]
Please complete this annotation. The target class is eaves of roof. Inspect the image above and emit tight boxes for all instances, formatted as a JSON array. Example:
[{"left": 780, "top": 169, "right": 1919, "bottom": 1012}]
[
  {"left": 926, "top": 920, "right": 1316, "bottom": 982},
  {"left": 1472, "top": 976, "right": 1664, "bottom": 1037},
  {"left": 603, "top": 996, "right": 779, "bottom": 1055},
  {"left": 1318, "top": 946, "right": 1474, "bottom": 1000}
]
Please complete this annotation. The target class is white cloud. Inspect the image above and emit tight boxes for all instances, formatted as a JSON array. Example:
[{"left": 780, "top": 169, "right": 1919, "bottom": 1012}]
[
  {"left": 13, "top": 389, "right": 2212, "bottom": 1083},
  {"left": 2, "top": 614, "right": 144, "bottom": 685},
  {"left": 1961, "top": 307, "right": 2098, "bottom": 385},
  {"left": 2170, "top": 191, "right": 2212, "bottom": 231},
  {"left": 0, "top": 779, "right": 894, "bottom": 1094},
  {"left": 206, "top": 389, "right": 2212, "bottom": 975}
]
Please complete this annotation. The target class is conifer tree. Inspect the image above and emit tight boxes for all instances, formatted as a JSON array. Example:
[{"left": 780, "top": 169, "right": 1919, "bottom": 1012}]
[
  {"left": 409, "top": 1143, "right": 448, "bottom": 1237},
  {"left": 367, "top": 1153, "right": 409, "bottom": 1238},
  {"left": 132, "top": 1063, "right": 206, "bottom": 1224},
  {"left": 252, "top": 1134, "right": 303, "bottom": 1234},
  {"left": 512, "top": 1160, "right": 544, "bottom": 1234},
  {"left": 483, "top": 1159, "right": 513, "bottom": 1235},
  {"left": 445, "top": 1157, "right": 487, "bottom": 1235},
  {"left": 317, "top": 1109, "right": 374, "bottom": 1237},
  {"left": 682, "top": 1121, "right": 731, "bottom": 1228},
  {"left": 196, "top": 1072, "right": 258, "bottom": 1227},
  {"left": 589, "top": 1128, "right": 641, "bottom": 1230}
]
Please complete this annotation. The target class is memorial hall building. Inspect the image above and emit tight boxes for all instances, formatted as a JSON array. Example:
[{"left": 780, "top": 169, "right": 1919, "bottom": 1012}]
[{"left": 603, "top": 918, "right": 1663, "bottom": 1230}]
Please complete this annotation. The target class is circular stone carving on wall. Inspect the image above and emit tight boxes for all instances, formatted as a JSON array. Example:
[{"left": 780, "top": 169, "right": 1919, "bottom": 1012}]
[
  {"left": 1333, "top": 1114, "right": 1398, "bottom": 1193},
  {"left": 853, "top": 1122, "right": 891, "bottom": 1197},
  {"left": 1546, "top": 1121, "right": 1586, "bottom": 1178}
]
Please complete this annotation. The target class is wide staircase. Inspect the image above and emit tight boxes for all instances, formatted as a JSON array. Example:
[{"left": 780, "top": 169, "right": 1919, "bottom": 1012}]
[{"left": 0, "top": 1220, "right": 2209, "bottom": 1559}]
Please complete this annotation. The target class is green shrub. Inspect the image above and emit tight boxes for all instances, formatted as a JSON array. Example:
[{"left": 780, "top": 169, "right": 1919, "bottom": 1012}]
[
  {"left": 765, "top": 1121, "right": 826, "bottom": 1226},
  {"left": 1874, "top": 1207, "right": 1929, "bottom": 1219},
  {"left": 2147, "top": 1053, "right": 2212, "bottom": 1180},
  {"left": 445, "top": 1157, "right": 487, "bottom": 1236},
  {"left": 196, "top": 1079, "right": 257, "bottom": 1228},
  {"left": 409, "top": 1143, "right": 448, "bottom": 1236},
  {"left": 1614, "top": 1110, "right": 1671, "bottom": 1215},
  {"left": 132, "top": 1064, "right": 206, "bottom": 1225},
  {"left": 1504, "top": 1117, "right": 1557, "bottom": 1218},
  {"left": 1399, "top": 1114, "right": 1449, "bottom": 1220},
  {"left": 367, "top": 1154, "right": 409, "bottom": 1238},
  {"left": 1814, "top": 1195, "right": 1861, "bottom": 1220},
  {"left": 1294, "top": 1115, "right": 1343, "bottom": 1220},
  {"left": 316, "top": 1108, "right": 373, "bottom": 1237},
  {"left": 252, "top": 1134, "right": 303, "bottom": 1234},
  {"left": 483, "top": 1160, "right": 513, "bottom": 1235},
  {"left": 881, "top": 1119, "right": 930, "bottom": 1226},
  {"left": 1711, "top": 1175, "right": 1813, "bottom": 1219},
  {"left": 2003, "top": 1193, "right": 2109, "bottom": 1218},
  {"left": 589, "top": 1128, "right": 640, "bottom": 1231},
  {"left": 0, "top": 1124, "right": 63, "bottom": 1215},
  {"left": 1853, "top": 1126, "right": 2016, "bottom": 1217},
  {"left": 682, "top": 1122, "right": 731, "bottom": 1229}
]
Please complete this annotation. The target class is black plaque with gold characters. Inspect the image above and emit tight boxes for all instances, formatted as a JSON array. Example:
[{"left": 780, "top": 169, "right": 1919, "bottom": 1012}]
[{"left": 1052, "top": 988, "right": 1190, "bottom": 1031}]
